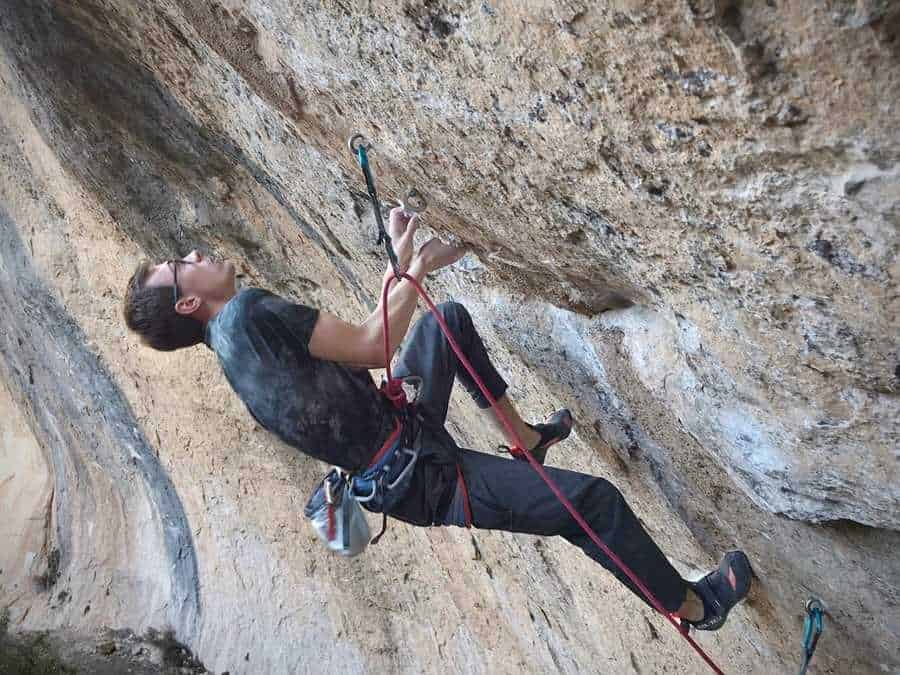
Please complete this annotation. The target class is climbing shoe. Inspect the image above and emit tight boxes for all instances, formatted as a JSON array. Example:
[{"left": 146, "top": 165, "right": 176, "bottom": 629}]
[
  {"left": 687, "top": 550, "right": 753, "bottom": 631},
  {"left": 524, "top": 408, "right": 574, "bottom": 464}
]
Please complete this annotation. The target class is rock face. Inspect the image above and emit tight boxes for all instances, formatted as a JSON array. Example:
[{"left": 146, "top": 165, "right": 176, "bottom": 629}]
[{"left": 0, "top": 1, "right": 897, "bottom": 674}]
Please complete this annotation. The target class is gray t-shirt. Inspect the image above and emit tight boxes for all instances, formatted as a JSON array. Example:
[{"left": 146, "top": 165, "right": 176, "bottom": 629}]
[{"left": 204, "top": 288, "right": 394, "bottom": 471}]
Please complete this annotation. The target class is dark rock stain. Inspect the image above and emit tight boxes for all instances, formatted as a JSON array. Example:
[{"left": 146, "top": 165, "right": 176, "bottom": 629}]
[{"left": 0, "top": 207, "right": 201, "bottom": 635}]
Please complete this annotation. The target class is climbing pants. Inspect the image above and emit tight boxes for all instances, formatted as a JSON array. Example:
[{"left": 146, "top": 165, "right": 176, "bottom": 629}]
[{"left": 388, "top": 301, "right": 688, "bottom": 613}]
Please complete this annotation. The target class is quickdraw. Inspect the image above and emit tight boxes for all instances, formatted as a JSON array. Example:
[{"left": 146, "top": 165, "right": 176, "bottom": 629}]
[
  {"left": 797, "top": 597, "right": 825, "bottom": 675},
  {"left": 348, "top": 132, "right": 727, "bottom": 674}
]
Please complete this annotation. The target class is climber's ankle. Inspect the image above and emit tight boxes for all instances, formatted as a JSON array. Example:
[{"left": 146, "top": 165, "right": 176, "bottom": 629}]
[{"left": 676, "top": 587, "right": 705, "bottom": 623}]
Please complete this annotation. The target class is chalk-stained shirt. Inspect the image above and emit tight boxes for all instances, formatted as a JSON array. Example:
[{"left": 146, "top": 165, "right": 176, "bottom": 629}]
[{"left": 204, "top": 288, "right": 394, "bottom": 471}]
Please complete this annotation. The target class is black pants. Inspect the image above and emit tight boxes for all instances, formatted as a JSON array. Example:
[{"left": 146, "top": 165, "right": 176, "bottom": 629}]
[{"left": 390, "top": 302, "right": 688, "bottom": 613}]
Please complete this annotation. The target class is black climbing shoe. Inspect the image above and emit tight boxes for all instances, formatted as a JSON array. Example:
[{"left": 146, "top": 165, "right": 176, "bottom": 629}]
[
  {"left": 688, "top": 550, "right": 753, "bottom": 631},
  {"left": 523, "top": 409, "right": 573, "bottom": 464}
]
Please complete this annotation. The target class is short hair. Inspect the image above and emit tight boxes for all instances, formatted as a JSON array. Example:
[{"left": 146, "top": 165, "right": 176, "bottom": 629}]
[{"left": 123, "top": 261, "right": 205, "bottom": 351}]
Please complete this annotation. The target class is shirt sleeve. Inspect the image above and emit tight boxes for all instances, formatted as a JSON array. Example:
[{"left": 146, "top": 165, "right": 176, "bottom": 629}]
[{"left": 250, "top": 291, "right": 321, "bottom": 359}]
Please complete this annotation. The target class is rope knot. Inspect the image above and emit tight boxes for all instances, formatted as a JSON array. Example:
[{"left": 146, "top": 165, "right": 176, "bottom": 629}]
[{"left": 381, "top": 379, "right": 407, "bottom": 409}]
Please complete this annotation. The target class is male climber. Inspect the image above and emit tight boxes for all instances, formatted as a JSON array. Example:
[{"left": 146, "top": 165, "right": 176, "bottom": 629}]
[{"left": 123, "top": 207, "right": 751, "bottom": 632}]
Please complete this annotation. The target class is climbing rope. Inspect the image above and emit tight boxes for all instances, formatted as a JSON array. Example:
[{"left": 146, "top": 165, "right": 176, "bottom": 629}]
[
  {"left": 349, "top": 133, "right": 726, "bottom": 675},
  {"left": 797, "top": 598, "right": 825, "bottom": 675}
]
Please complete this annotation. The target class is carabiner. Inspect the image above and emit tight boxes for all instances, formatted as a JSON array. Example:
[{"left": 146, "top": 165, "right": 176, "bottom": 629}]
[
  {"left": 347, "top": 133, "right": 369, "bottom": 155},
  {"left": 797, "top": 597, "right": 826, "bottom": 675},
  {"left": 350, "top": 477, "right": 378, "bottom": 503},
  {"left": 385, "top": 448, "right": 420, "bottom": 490},
  {"left": 400, "top": 187, "right": 428, "bottom": 214}
]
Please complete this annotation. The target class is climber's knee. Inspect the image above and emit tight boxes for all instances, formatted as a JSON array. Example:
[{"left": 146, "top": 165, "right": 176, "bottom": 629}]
[{"left": 432, "top": 301, "right": 474, "bottom": 336}]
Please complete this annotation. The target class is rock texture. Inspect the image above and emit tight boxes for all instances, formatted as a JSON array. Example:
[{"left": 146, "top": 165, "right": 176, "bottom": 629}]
[{"left": 1, "top": 1, "right": 898, "bottom": 674}]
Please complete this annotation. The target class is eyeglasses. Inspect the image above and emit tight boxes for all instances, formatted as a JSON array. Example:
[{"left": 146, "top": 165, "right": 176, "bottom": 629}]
[{"left": 167, "top": 259, "right": 197, "bottom": 307}]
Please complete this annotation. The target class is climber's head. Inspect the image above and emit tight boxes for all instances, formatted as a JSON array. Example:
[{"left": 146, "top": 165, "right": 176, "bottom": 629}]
[{"left": 123, "top": 249, "right": 237, "bottom": 351}]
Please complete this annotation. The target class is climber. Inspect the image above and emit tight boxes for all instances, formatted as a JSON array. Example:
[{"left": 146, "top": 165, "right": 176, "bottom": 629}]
[{"left": 122, "top": 206, "right": 751, "bottom": 632}]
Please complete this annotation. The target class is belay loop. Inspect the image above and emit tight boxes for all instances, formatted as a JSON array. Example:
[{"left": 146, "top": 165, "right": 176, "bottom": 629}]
[{"left": 346, "top": 132, "right": 724, "bottom": 675}]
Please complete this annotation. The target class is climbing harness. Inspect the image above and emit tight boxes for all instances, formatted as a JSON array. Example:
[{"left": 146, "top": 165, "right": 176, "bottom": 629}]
[
  {"left": 797, "top": 597, "right": 825, "bottom": 675},
  {"left": 303, "top": 399, "right": 420, "bottom": 553},
  {"left": 350, "top": 403, "right": 420, "bottom": 544},
  {"left": 348, "top": 132, "right": 726, "bottom": 674}
]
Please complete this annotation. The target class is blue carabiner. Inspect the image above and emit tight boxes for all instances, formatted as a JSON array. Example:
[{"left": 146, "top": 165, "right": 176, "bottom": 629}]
[
  {"left": 356, "top": 144, "right": 370, "bottom": 171},
  {"left": 797, "top": 598, "right": 825, "bottom": 675}
]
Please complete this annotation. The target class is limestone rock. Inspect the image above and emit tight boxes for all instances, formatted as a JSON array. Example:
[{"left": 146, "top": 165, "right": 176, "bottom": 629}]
[{"left": 0, "top": 1, "right": 897, "bottom": 674}]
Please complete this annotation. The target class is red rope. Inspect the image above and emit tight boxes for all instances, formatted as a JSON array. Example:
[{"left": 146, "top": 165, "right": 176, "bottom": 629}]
[
  {"left": 456, "top": 464, "right": 473, "bottom": 526},
  {"left": 380, "top": 271, "right": 724, "bottom": 675}
]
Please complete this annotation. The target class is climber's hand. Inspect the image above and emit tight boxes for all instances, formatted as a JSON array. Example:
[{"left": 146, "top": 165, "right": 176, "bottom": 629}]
[
  {"left": 388, "top": 207, "right": 418, "bottom": 270},
  {"left": 415, "top": 237, "right": 467, "bottom": 275}
]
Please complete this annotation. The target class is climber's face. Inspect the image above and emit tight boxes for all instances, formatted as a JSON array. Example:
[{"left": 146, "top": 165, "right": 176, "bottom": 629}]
[{"left": 144, "top": 249, "right": 236, "bottom": 316}]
